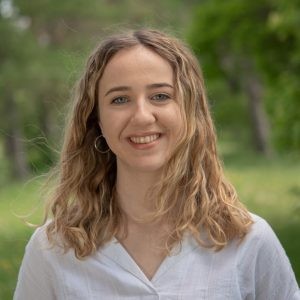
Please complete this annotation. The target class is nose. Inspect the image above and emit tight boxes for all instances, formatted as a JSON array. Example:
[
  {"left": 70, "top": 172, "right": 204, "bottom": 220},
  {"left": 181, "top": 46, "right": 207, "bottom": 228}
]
[{"left": 130, "top": 98, "right": 156, "bottom": 125}]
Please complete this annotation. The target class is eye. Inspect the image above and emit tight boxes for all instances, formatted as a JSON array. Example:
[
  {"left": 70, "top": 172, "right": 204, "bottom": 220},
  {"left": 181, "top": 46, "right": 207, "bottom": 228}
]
[
  {"left": 151, "top": 93, "right": 170, "bottom": 101},
  {"left": 111, "top": 96, "right": 128, "bottom": 104}
]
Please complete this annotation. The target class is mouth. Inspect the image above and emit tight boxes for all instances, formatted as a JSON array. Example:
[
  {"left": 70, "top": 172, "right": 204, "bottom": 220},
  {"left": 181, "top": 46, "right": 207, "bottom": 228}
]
[{"left": 129, "top": 133, "right": 160, "bottom": 144}]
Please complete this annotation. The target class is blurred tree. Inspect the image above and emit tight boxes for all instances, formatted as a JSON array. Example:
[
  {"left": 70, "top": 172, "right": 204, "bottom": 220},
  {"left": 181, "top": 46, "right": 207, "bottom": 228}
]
[
  {"left": 0, "top": 16, "right": 32, "bottom": 179},
  {"left": 1, "top": 0, "right": 198, "bottom": 180},
  {"left": 0, "top": 9, "right": 65, "bottom": 178},
  {"left": 189, "top": 0, "right": 300, "bottom": 154},
  {"left": 263, "top": 0, "right": 300, "bottom": 151}
]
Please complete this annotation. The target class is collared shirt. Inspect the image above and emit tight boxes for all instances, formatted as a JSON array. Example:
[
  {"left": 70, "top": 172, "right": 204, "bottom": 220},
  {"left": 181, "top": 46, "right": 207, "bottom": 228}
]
[{"left": 14, "top": 214, "right": 300, "bottom": 299}]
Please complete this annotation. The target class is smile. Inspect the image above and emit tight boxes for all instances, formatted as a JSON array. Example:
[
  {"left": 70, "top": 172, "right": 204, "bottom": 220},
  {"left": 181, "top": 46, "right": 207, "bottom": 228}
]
[{"left": 129, "top": 134, "right": 160, "bottom": 144}]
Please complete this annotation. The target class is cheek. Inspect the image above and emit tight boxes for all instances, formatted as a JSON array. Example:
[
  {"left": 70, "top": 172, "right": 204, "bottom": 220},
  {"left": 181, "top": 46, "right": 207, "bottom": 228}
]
[
  {"left": 171, "top": 107, "right": 184, "bottom": 134},
  {"left": 99, "top": 111, "right": 125, "bottom": 142},
  {"left": 98, "top": 113, "right": 109, "bottom": 138},
  {"left": 171, "top": 111, "right": 185, "bottom": 147},
  {"left": 98, "top": 107, "right": 114, "bottom": 133},
  {"left": 161, "top": 107, "right": 184, "bottom": 145}
]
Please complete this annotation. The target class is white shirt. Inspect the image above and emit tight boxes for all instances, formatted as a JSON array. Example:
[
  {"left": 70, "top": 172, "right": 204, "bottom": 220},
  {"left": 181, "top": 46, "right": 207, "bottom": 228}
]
[{"left": 14, "top": 214, "right": 300, "bottom": 299}]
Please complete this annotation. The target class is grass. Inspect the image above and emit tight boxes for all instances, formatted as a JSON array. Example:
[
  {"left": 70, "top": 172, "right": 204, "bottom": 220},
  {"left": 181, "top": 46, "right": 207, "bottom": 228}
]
[
  {"left": 0, "top": 178, "right": 44, "bottom": 299},
  {"left": 225, "top": 158, "right": 300, "bottom": 281},
  {"left": 0, "top": 148, "right": 299, "bottom": 299}
]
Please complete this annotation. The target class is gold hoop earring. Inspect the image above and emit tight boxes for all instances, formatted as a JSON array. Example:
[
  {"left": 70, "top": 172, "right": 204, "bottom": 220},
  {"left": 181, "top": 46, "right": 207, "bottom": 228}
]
[{"left": 94, "top": 135, "right": 110, "bottom": 154}]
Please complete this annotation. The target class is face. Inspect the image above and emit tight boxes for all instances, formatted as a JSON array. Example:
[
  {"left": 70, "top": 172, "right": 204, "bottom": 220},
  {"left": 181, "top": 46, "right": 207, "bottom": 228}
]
[{"left": 98, "top": 45, "right": 183, "bottom": 175}]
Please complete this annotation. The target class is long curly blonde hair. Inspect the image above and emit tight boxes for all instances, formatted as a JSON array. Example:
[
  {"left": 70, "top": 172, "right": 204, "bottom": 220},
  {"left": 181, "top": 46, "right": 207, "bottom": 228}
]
[{"left": 44, "top": 29, "right": 252, "bottom": 258}]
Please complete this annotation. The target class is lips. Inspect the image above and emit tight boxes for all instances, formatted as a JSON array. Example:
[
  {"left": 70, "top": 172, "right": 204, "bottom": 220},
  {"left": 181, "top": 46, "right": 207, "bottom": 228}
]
[{"left": 129, "top": 133, "right": 160, "bottom": 144}]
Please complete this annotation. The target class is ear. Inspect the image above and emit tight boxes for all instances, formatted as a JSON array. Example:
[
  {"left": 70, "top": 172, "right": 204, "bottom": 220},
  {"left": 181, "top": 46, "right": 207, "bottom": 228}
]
[{"left": 98, "top": 121, "right": 104, "bottom": 137}]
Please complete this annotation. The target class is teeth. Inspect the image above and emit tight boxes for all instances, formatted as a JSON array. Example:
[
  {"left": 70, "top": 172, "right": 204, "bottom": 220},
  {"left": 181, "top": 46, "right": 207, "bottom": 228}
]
[{"left": 130, "top": 134, "right": 160, "bottom": 144}]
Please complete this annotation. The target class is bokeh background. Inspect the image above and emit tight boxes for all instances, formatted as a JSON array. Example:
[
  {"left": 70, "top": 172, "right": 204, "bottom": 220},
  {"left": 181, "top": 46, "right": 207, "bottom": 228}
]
[{"left": 0, "top": 0, "right": 299, "bottom": 298}]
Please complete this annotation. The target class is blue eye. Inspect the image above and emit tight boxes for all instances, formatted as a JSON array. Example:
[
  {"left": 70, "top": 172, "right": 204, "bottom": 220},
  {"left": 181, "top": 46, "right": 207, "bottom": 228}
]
[
  {"left": 152, "top": 93, "right": 170, "bottom": 101},
  {"left": 112, "top": 97, "right": 128, "bottom": 104}
]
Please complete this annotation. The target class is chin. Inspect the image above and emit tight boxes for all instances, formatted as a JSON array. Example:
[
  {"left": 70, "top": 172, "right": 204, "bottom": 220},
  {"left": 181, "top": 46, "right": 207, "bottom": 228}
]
[
  {"left": 117, "top": 156, "right": 167, "bottom": 175},
  {"left": 128, "top": 159, "right": 166, "bottom": 174},
  {"left": 134, "top": 164, "right": 164, "bottom": 174}
]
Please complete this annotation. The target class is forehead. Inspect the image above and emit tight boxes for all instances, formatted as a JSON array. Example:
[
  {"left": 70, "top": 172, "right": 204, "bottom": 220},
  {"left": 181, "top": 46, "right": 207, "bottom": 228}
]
[
  {"left": 106, "top": 45, "right": 170, "bottom": 69},
  {"left": 99, "top": 45, "right": 174, "bottom": 89}
]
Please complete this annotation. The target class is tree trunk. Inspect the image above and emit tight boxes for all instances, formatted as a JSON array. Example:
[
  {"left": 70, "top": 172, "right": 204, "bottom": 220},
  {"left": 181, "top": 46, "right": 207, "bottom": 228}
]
[
  {"left": 218, "top": 50, "right": 272, "bottom": 156},
  {"left": 3, "top": 94, "right": 29, "bottom": 180},
  {"left": 242, "top": 60, "right": 273, "bottom": 157}
]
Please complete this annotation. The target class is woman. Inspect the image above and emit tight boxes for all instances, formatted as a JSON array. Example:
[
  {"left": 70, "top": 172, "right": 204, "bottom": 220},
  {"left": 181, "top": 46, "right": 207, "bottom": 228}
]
[{"left": 14, "top": 29, "right": 299, "bottom": 299}]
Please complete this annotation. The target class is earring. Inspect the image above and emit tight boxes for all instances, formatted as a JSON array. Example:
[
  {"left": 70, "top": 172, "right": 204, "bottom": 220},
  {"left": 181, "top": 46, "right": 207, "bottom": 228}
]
[{"left": 94, "top": 135, "right": 110, "bottom": 154}]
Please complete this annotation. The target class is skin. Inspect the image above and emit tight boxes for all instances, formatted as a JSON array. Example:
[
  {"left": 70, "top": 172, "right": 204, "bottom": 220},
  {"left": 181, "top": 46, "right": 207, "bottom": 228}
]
[
  {"left": 98, "top": 45, "right": 182, "bottom": 175},
  {"left": 98, "top": 45, "right": 183, "bottom": 279},
  {"left": 98, "top": 45, "right": 183, "bottom": 217}
]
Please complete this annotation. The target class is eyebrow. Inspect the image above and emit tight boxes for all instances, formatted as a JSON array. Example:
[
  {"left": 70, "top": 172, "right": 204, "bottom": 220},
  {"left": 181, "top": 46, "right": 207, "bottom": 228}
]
[{"left": 104, "top": 82, "right": 174, "bottom": 96}]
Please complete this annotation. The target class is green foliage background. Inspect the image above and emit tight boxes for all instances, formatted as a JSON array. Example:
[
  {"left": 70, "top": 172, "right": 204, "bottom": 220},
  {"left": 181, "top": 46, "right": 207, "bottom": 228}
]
[
  {"left": 0, "top": 0, "right": 299, "bottom": 298},
  {"left": 189, "top": 0, "right": 300, "bottom": 152}
]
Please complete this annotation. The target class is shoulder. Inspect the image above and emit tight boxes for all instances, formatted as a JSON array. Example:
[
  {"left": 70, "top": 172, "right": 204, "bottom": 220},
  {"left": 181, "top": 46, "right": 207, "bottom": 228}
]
[
  {"left": 237, "top": 213, "right": 288, "bottom": 264},
  {"left": 24, "top": 222, "right": 64, "bottom": 263},
  {"left": 14, "top": 223, "right": 61, "bottom": 299},
  {"left": 26, "top": 222, "right": 52, "bottom": 252},
  {"left": 27, "top": 223, "right": 50, "bottom": 248},
  {"left": 236, "top": 213, "right": 299, "bottom": 298},
  {"left": 248, "top": 212, "right": 274, "bottom": 236},
  {"left": 240, "top": 213, "right": 281, "bottom": 250}
]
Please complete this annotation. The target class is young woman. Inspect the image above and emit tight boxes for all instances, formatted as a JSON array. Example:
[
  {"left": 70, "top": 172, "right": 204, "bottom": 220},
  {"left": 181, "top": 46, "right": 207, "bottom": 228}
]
[{"left": 14, "top": 29, "right": 299, "bottom": 299}]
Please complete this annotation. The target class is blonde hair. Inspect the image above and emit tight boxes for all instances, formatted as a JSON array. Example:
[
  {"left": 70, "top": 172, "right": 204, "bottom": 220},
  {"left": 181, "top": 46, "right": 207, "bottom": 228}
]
[{"left": 44, "top": 29, "right": 252, "bottom": 258}]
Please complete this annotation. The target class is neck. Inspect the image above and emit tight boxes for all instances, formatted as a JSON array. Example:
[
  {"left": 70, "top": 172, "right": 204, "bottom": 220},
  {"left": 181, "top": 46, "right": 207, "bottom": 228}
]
[
  {"left": 116, "top": 167, "right": 162, "bottom": 222},
  {"left": 115, "top": 166, "right": 171, "bottom": 253}
]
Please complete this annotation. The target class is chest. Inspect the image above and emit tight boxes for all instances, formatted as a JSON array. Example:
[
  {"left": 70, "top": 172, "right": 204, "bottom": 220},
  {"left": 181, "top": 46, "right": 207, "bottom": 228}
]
[
  {"left": 117, "top": 236, "right": 168, "bottom": 280},
  {"left": 49, "top": 238, "right": 251, "bottom": 299}
]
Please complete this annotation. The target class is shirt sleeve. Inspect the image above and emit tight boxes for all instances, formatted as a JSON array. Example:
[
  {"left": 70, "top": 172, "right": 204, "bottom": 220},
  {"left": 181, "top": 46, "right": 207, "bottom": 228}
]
[
  {"left": 13, "top": 227, "right": 56, "bottom": 300},
  {"left": 253, "top": 218, "right": 300, "bottom": 300}
]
